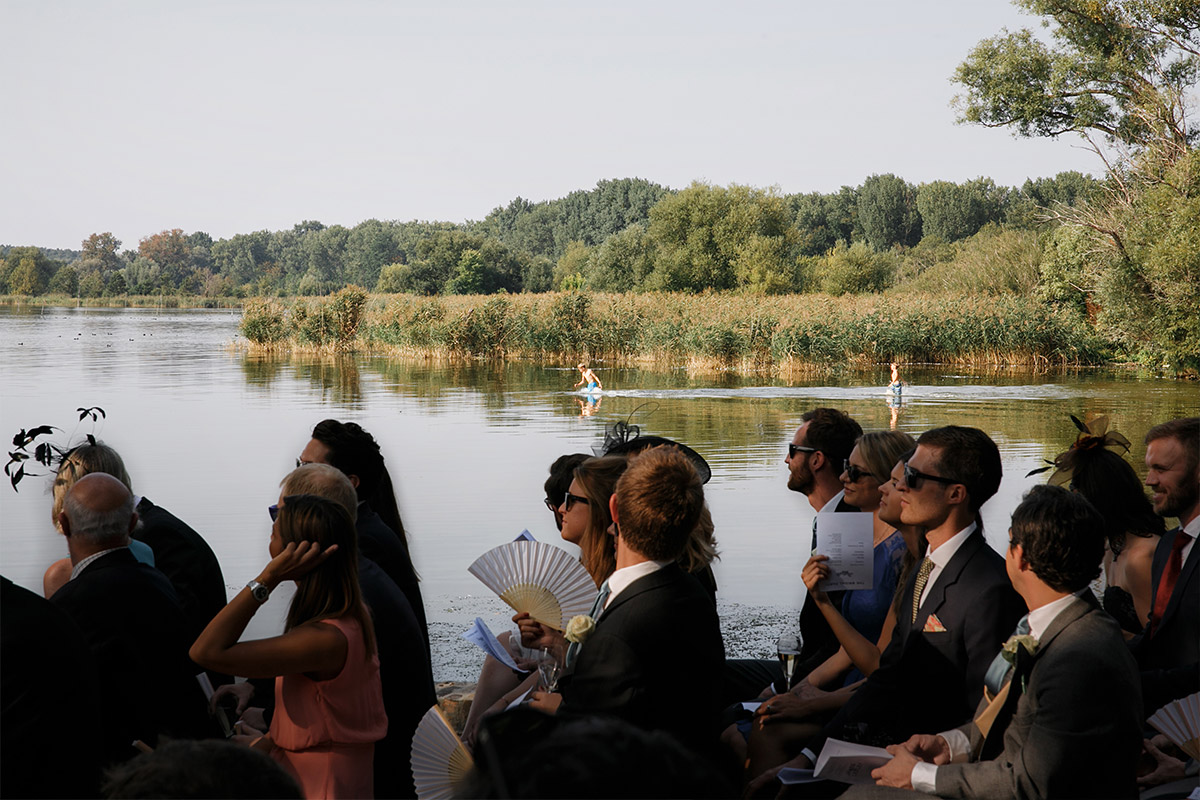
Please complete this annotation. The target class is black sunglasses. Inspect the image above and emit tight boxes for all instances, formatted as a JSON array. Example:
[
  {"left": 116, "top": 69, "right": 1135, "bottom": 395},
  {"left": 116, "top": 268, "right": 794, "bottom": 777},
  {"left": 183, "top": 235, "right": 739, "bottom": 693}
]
[
  {"left": 544, "top": 498, "right": 561, "bottom": 514},
  {"left": 562, "top": 491, "right": 590, "bottom": 511},
  {"left": 842, "top": 459, "right": 876, "bottom": 483},
  {"left": 903, "top": 463, "right": 962, "bottom": 491},
  {"left": 268, "top": 503, "right": 280, "bottom": 521},
  {"left": 788, "top": 444, "right": 817, "bottom": 459}
]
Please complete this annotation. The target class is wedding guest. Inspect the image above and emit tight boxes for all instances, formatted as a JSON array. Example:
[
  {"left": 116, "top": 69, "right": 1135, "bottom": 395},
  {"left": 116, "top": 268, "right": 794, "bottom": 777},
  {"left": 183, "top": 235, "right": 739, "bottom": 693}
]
[
  {"left": 528, "top": 447, "right": 726, "bottom": 755},
  {"left": 50, "top": 473, "right": 214, "bottom": 765},
  {"left": 102, "top": 739, "right": 303, "bottom": 799},
  {"left": 853, "top": 485, "right": 1142, "bottom": 799},
  {"left": 745, "top": 427, "right": 1023, "bottom": 794},
  {"left": 543, "top": 453, "right": 591, "bottom": 532},
  {"left": 300, "top": 419, "right": 428, "bottom": 654},
  {"left": 1135, "top": 416, "right": 1200, "bottom": 714},
  {"left": 190, "top": 494, "right": 386, "bottom": 800}
]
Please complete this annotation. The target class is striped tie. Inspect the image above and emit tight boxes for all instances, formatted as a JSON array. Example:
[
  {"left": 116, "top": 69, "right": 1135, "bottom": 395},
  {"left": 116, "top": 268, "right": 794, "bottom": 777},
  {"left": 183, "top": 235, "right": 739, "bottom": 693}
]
[{"left": 910, "top": 557, "right": 935, "bottom": 624}]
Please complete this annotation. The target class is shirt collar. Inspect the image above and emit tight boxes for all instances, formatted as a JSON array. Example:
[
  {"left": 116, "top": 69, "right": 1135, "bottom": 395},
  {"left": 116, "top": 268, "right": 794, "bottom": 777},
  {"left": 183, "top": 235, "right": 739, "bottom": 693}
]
[
  {"left": 70, "top": 546, "right": 129, "bottom": 581},
  {"left": 604, "top": 559, "right": 672, "bottom": 608},
  {"left": 928, "top": 521, "right": 977, "bottom": 568},
  {"left": 1026, "top": 591, "right": 1084, "bottom": 640},
  {"left": 1183, "top": 515, "right": 1200, "bottom": 538},
  {"left": 818, "top": 489, "right": 845, "bottom": 514}
]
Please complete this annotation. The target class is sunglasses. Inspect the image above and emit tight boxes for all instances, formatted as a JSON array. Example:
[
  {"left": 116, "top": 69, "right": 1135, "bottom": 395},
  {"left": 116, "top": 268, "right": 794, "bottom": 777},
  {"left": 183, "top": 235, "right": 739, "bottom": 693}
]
[
  {"left": 544, "top": 498, "right": 561, "bottom": 514},
  {"left": 788, "top": 444, "right": 817, "bottom": 459},
  {"left": 842, "top": 459, "right": 876, "bottom": 483},
  {"left": 562, "top": 491, "right": 590, "bottom": 512},
  {"left": 903, "top": 463, "right": 962, "bottom": 491},
  {"left": 268, "top": 503, "right": 280, "bottom": 521}
]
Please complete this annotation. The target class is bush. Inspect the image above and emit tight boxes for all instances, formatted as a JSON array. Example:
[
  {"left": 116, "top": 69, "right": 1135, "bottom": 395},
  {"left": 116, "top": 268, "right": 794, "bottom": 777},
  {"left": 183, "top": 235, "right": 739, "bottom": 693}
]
[{"left": 240, "top": 300, "right": 289, "bottom": 344}]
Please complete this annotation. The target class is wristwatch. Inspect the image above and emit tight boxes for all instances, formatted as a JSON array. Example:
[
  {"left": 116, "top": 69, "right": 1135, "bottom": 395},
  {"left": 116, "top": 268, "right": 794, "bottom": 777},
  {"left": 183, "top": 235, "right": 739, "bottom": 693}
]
[{"left": 247, "top": 579, "right": 271, "bottom": 603}]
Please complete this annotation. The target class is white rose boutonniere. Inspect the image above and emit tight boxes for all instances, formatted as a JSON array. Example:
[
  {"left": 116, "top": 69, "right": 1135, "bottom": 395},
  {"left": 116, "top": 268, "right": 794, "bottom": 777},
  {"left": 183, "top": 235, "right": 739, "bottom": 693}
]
[
  {"left": 565, "top": 615, "right": 596, "bottom": 645},
  {"left": 1000, "top": 633, "right": 1038, "bottom": 666}
]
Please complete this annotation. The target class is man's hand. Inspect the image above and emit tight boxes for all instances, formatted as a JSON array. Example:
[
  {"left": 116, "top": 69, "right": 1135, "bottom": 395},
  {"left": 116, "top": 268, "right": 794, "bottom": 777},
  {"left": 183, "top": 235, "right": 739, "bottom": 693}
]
[
  {"left": 872, "top": 745, "right": 920, "bottom": 789},
  {"left": 211, "top": 681, "right": 255, "bottom": 715},
  {"left": 754, "top": 689, "right": 825, "bottom": 725},
  {"left": 1137, "top": 736, "right": 1188, "bottom": 787},
  {"left": 526, "top": 691, "right": 562, "bottom": 714},
  {"left": 898, "top": 733, "right": 952, "bottom": 765}
]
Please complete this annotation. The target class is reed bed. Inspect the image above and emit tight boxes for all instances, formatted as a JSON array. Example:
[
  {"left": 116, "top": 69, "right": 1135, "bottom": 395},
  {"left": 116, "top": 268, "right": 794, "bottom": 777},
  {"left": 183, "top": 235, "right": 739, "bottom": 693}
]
[{"left": 240, "top": 291, "right": 1108, "bottom": 369}]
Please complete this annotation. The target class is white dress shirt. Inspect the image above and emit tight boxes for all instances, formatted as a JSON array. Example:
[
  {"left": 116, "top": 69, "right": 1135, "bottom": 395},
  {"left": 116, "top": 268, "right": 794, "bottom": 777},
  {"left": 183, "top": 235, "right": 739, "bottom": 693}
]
[
  {"left": 916, "top": 522, "right": 977, "bottom": 612},
  {"left": 603, "top": 559, "right": 672, "bottom": 610}
]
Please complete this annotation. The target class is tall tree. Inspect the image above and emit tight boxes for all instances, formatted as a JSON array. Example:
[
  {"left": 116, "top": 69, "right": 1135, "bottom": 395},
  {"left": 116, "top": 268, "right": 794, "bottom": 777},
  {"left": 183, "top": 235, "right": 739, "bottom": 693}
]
[{"left": 857, "top": 174, "right": 922, "bottom": 250}]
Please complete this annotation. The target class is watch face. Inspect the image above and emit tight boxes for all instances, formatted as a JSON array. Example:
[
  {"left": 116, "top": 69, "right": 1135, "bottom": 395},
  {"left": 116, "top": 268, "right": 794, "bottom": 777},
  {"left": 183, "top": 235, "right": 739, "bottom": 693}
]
[{"left": 250, "top": 582, "right": 270, "bottom": 602}]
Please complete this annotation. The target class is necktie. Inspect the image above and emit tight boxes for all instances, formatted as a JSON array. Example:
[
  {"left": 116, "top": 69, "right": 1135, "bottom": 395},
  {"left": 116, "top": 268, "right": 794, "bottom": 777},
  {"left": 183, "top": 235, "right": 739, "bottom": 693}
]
[
  {"left": 565, "top": 580, "right": 611, "bottom": 669},
  {"left": 1149, "top": 530, "right": 1191, "bottom": 636},
  {"left": 984, "top": 616, "right": 1032, "bottom": 696},
  {"left": 910, "top": 557, "right": 934, "bottom": 624}
]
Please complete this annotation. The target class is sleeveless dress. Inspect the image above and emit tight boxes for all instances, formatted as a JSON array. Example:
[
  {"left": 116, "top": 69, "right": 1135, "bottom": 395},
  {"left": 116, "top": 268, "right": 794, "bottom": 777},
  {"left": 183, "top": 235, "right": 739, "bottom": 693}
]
[{"left": 270, "top": 617, "right": 387, "bottom": 799}]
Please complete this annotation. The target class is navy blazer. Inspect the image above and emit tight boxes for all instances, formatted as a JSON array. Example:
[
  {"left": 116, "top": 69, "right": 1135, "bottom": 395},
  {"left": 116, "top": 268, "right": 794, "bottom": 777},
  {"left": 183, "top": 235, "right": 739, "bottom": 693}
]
[
  {"left": 559, "top": 563, "right": 726, "bottom": 753},
  {"left": 1132, "top": 526, "right": 1200, "bottom": 714},
  {"left": 824, "top": 531, "right": 1025, "bottom": 743},
  {"left": 49, "top": 550, "right": 215, "bottom": 762}
]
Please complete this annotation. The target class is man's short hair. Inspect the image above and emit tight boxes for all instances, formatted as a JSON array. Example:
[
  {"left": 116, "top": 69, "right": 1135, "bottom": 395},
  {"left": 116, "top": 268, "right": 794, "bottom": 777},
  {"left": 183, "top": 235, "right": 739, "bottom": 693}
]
[
  {"left": 801, "top": 408, "right": 863, "bottom": 466},
  {"left": 1009, "top": 485, "right": 1106, "bottom": 593},
  {"left": 916, "top": 426, "right": 1003, "bottom": 514},
  {"left": 1145, "top": 417, "right": 1200, "bottom": 472},
  {"left": 63, "top": 481, "right": 135, "bottom": 546},
  {"left": 613, "top": 447, "right": 704, "bottom": 562},
  {"left": 280, "top": 463, "right": 358, "bottom": 522},
  {"left": 102, "top": 739, "right": 302, "bottom": 799}
]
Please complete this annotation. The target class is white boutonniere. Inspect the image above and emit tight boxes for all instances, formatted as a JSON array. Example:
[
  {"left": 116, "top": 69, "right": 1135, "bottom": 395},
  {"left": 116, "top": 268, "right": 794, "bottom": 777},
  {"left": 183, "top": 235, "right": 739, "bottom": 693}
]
[
  {"left": 1000, "top": 633, "right": 1038, "bottom": 666},
  {"left": 565, "top": 615, "right": 596, "bottom": 644}
]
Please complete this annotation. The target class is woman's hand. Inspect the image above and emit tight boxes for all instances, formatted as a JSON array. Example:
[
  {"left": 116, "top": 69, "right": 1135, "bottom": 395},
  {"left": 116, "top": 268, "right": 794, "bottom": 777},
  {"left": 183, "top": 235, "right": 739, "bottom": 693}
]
[
  {"left": 260, "top": 541, "right": 339, "bottom": 587},
  {"left": 801, "top": 555, "right": 831, "bottom": 604},
  {"left": 753, "top": 686, "right": 828, "bottom": 726}
]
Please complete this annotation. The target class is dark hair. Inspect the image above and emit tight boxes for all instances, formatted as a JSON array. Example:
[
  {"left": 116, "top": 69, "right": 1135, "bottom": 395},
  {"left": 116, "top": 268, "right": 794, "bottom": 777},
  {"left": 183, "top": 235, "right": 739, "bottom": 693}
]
[
  {"left": 1055, "top": 446, "right": 1163, "bottom": 554},
  {"left": 278, "top": 494, "right": 376, "bottom": 657},
  {"left": 613, "top": 447, "right": 704, "bottom": 562},
  {"left": 102, "top": 739, "right": 302, "bottom": 798},
  {"left": 1009, "top": 485, "right": 1106, "bottom": 593},
  {"left": 544, "top": 453, "right": 590, "bottom": 508},
  {"left": 311, "top": 419, "right": 409, "bottom": 548},
  {"left": 572, "top": 456, "right": 628, "bottom": 584},
  {"left": 801, "top": 408, "right": 863, "bottom": 466},
  {"left": 917, "top": 426, "right": 1003, "bottom": 514},
  {"left": 1145, "top": 417, "right": 1200, "bottom": 472}
]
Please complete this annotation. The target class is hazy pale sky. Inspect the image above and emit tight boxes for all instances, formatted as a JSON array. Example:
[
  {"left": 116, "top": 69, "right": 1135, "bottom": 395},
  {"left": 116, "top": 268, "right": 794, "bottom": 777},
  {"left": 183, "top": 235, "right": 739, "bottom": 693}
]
[{"left": 2, "top": 0, "right": 1102, "bottom": 251}]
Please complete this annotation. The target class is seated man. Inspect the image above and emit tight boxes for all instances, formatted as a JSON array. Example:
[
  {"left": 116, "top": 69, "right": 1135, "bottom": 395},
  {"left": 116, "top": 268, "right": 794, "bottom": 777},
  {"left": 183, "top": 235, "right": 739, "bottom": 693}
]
[
  {"left": 50, "top": 473, "right": 213, "bottom": 764},
  {"left": 854, "top": 485, "right": 1143, "bottom": 799},
  {"left": 529, "top": 446, "right": 726, "bottom": 754}
]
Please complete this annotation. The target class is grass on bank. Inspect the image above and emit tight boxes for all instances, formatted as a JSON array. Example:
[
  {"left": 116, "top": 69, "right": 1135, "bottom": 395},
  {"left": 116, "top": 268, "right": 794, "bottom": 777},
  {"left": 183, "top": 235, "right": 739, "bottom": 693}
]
[{"left": 237, "top": 287, "right": 1109, "bottom": 371}]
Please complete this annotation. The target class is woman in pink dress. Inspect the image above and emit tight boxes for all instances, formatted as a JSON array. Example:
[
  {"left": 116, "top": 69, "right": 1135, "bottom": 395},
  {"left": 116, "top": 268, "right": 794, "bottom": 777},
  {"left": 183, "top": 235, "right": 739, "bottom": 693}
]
[{"left": 191, "top": 494, "right": 386, "bottom": 799}]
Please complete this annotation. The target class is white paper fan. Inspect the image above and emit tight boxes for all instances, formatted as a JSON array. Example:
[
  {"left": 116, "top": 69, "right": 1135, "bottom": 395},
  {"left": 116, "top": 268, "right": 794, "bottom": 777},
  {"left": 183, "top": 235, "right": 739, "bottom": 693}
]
[
  {"left": 1147, "top": 691, "right": 1200, "bottom": 761},
  {"left": 468, "top": 540, "right": 596, "bottom": 630},
  {"left": 411, "top": 705, "right": 474, "bottom": 800}
]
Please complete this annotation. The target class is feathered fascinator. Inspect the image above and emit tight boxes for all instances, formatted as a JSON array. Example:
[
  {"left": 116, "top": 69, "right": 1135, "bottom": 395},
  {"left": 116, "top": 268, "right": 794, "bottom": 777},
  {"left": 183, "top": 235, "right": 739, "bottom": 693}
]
[
  {"left": 1026, "top": 414, "right": 1131, "bottom": 487},
  {"left": 596, "top": 417, "right": 712, "bottom": 484}
]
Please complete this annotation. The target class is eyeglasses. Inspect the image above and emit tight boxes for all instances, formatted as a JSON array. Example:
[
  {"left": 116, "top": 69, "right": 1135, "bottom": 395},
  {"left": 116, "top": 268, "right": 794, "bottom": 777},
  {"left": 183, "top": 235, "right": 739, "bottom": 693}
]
[
  {"left": 268, "top": 503, "right": 280, "bottom": 521},
  {"left": 902, "top": 463, "right": 962, "bottom": 491},
  {"left": 842, "top": 459, "right": 876, "bottom": 483},
  {"left": 562, "top": 492, "right": 590, "bottom": 511},
  {"left": 788, "top": 444, "right": 817, "bottom": 459},
  {"left": 544, "top": 498, "right": 561, "bottom": 514},
  {"left": 295, "top": 458, "right": 318, "bottom": 468}
]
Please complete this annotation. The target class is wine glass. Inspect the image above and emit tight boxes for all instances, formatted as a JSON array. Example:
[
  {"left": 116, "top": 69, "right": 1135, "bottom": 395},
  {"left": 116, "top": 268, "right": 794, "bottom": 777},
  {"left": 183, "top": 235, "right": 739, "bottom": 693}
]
[
  {"left": 536, "top": 648, "right": 562, "bottom": 692},
  {"left": 776, "top": 627, "right": 803, "bottom": 693}
]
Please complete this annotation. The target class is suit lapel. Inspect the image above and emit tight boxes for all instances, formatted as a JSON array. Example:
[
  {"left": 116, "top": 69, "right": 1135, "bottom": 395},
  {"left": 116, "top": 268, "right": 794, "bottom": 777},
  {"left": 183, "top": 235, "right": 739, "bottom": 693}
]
[
  {"left": 597, "top": 563, "right": 681, "bottom": 622},
  {"left": 1158, "top": 530, "right": 1199, "bottom": 630},
  {"left": 916, "top": 532, "right": 985, "bottom": 630}
]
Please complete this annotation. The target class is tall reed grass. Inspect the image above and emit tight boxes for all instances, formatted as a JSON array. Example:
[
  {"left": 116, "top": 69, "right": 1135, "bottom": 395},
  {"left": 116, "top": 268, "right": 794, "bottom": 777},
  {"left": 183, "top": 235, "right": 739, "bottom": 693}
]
[{"left": 239, "top": 291, "right": 1108, "bottom": 368}]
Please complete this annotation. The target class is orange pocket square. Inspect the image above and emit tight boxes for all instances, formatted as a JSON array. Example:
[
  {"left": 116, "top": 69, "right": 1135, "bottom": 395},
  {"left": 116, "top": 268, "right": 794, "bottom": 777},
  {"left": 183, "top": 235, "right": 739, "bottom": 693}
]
[{"left": 923, "top": 614, "right": 947, "bottom": 633}]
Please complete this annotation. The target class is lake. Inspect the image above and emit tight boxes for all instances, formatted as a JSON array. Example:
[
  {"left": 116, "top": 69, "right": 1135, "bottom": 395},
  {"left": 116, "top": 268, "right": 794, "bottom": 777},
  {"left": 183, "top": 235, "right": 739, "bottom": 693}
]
[{"left": 1, "top": 305, "right": 1195, "bottom": 680}]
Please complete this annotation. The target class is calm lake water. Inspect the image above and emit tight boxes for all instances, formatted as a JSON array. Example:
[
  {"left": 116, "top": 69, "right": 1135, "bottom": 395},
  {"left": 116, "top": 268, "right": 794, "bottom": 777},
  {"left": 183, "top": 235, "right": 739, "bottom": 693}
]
[{"left": 2, "top": 306, "right": 1196, "bottom": 680}]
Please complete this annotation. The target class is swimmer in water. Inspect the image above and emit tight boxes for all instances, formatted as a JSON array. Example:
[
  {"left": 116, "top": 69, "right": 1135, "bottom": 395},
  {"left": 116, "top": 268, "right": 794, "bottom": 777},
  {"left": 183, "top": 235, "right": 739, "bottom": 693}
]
[
  {"left": 887, "top": 362, "right": 902, "bottom": 395},
  {"left": 574, "top": 363, "right": 602, "bottom": 393}
]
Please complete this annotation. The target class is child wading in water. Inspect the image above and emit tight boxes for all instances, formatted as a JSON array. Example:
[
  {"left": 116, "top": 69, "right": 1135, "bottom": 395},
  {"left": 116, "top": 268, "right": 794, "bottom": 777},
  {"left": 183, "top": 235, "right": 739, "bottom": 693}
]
[{"left": 574, "top": 363, "right": 602, "bottom": 392}]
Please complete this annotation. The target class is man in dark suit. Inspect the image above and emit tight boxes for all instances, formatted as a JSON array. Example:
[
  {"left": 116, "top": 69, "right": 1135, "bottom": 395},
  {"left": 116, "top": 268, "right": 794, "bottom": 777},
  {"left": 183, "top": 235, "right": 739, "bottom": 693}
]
[
  {"left": 855, "top": 485, "right": 1143, "bottom": 799},
  {"left": 299, "top": 419, "right": 429, "bottom": 656},
  {"left": 746, "top": 427, "right": 1024, "bottom": 791},
  {"left": 1134, "top": 416, "right": 1199, "bottom": 715},
  {"left": 49, "top": 473, "right": 213, "bottom": 766},
  {"left": 530, "top": 446, "right": 726, "bottom": 754}
]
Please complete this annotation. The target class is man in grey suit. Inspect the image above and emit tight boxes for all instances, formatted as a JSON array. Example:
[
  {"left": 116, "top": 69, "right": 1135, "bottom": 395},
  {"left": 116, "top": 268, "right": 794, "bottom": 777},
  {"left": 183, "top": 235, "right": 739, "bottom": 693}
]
[{"left": 852, "top": 485, "right": 1143, "bottom": 799}]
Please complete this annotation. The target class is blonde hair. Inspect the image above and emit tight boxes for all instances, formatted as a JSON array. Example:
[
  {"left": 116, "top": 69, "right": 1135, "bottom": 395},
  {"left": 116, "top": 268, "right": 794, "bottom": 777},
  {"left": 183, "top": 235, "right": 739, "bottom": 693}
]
[{"left": 52, "top": 443, "right": 132, "bottom": 532}]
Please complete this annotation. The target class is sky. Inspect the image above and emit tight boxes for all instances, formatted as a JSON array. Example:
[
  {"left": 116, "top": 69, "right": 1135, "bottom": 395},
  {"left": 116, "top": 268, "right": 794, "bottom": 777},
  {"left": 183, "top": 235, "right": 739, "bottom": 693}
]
[{"left": 1, "top": 0, "right": 1104, "bottom": 251}]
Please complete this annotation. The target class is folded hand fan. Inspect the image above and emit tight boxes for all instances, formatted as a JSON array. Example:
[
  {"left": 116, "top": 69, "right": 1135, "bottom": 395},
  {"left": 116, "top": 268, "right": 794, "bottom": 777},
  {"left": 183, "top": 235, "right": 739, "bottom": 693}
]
[
  {"left": 411, "top": 705, "right": 473, "bottom": 800},
  {"left": 1147, "top": 691, "right": 1200, "bottom": 761},
  {"left": 468, "top": 540, "right": 596, "bottom": 630}
]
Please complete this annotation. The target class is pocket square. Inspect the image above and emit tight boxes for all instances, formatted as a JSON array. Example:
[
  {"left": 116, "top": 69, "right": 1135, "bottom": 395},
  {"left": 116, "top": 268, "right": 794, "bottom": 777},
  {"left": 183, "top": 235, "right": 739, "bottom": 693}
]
[{"left": 923, "top": 614, "right": 947, "bottom": 633}]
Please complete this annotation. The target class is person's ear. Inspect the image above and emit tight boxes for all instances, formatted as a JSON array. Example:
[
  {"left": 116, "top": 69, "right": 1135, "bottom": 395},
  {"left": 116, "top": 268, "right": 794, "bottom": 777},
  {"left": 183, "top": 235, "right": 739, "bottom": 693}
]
[
  {"left": 809, "top": 451, "right": 826, "bottom": 472},
  {"left": 128, "top": 511, "right": 139, "bottom": 535},
  {"left": 945, "top": 483, "right": 968, "bottom": 506},
  {"left": 346, "top": 474, "right": 361, "bottom": 489},
  {"left": 58, "top": 512, "right": 72, "bottom": 537},
  {"left": 609, "top": 494, "right": 620, "bottom": 529}
]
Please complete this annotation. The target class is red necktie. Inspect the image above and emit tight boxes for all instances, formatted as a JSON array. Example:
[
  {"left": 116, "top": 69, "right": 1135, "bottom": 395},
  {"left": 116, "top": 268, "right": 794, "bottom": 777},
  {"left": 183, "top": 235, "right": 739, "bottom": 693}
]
[{"left": 1149, "top": 531, "right": 1191, "bottom": 636}]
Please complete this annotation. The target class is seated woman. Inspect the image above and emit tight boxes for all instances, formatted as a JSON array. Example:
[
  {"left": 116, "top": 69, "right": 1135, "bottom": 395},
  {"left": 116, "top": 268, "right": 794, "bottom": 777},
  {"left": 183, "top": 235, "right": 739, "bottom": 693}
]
[
  {"left": 740, "top": 441, "right": 925, "bottom": 788},
  {"left": 1037, "top": 417, "right": 1162, "bottom": 634},
  {"left": 190, "top": 494, "right": 385, "bottom": 800}
]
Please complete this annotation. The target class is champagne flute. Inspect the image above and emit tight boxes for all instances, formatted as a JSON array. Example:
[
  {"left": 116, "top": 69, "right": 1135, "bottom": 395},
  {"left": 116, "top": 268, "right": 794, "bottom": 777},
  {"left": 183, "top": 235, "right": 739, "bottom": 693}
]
[
  {"left": 776, "top": 628, "right": 803, "bottom": 693},
  {"left": 537, "top": 648, "right": 561, "bottom": 692}
]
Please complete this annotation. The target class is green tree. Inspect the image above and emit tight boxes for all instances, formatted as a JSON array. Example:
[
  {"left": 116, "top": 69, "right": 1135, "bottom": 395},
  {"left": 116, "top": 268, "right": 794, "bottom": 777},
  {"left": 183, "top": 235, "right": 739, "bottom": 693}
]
[
  {"left": 916, "top": 178, "right": 1007, "bottom": 242},
  {"left": 813, "top": 241, "right": 898, "bottom": 294},
  {"left": 553, "top": 241, "right": 592, "bottom": 290},
  {"left": 139, "top": 229, "right": 193, "bottom": 289},
  {"left": 78, "top": 270, "right": 104, "bottom": 298},
  {"left": 48, "top": 265, "right": 79, "bottom": 295},
  {"left": 5, "top": 248, "right": 56, "bottom": 295},
  {"left": 584, "top": 223, "right": 655, "bottom": 291},
  {"left": 857, "top": 174, "right": 922, "bottom": 250},
  {"left": 344, "top": 219, "right": 401, "bottom": 288},
  {"left": 81, "top": 232, "right": 123, "bottom": 271},
  {"left": 952, "top": 0, "right": 1198, "bottom": 149}
]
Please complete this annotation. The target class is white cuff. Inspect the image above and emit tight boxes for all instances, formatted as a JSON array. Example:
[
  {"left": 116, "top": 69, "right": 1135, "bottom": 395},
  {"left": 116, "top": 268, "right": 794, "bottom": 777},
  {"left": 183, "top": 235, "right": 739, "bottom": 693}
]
[
  {"left": 940, "top": 729, "right": 971, "bottom": 761},
  {"left": 801, "top": 747, "right": 817, "bottom": 765},
  {"left": 911, "top": 762, "right": 939, "bottom": 794}
]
